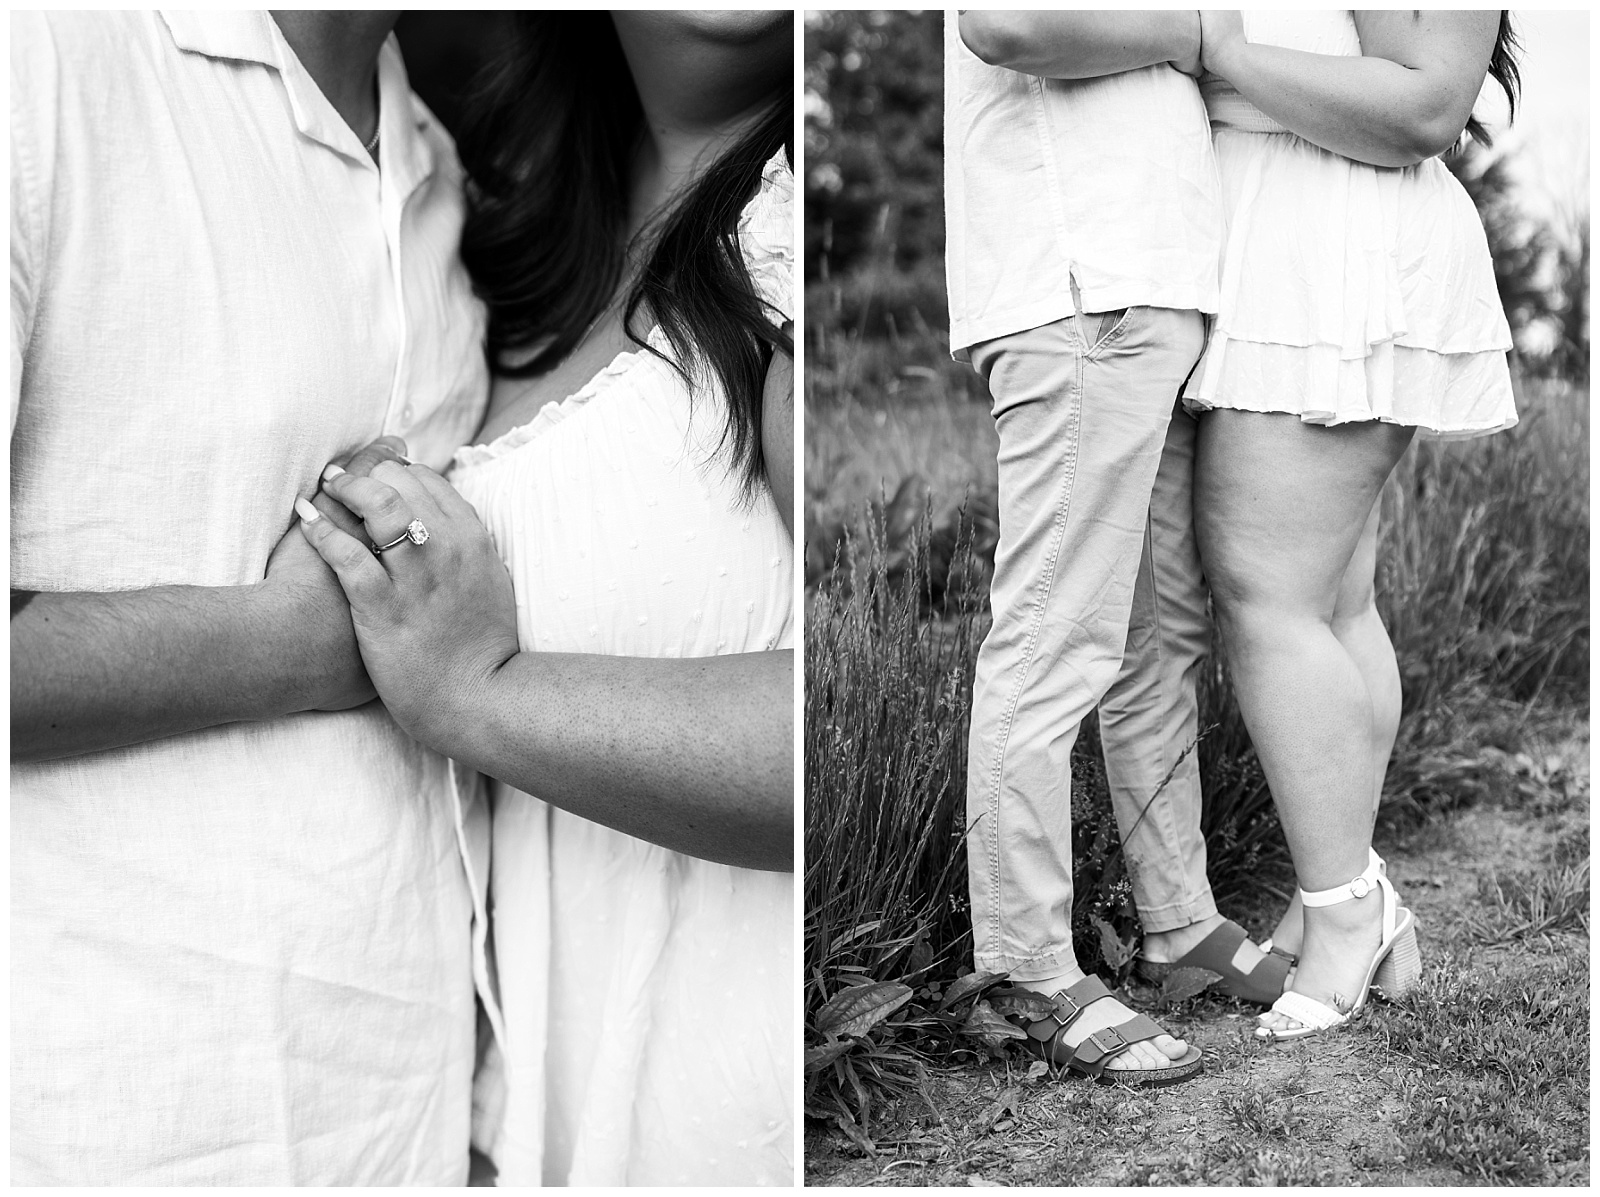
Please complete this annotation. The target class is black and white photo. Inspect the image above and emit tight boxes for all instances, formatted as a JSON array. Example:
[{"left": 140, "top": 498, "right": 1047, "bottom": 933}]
[{"left": 12, "top": 9, "right": 796, "bottom": 1186}]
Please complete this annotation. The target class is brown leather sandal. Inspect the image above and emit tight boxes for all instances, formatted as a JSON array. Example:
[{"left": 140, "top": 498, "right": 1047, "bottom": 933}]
[
  {"left": 1137, "top": 918, "right": 1293, "bottom": 1005},
  {"left": 995, "top": 975, "right": 1203, "bottom": 1087}
]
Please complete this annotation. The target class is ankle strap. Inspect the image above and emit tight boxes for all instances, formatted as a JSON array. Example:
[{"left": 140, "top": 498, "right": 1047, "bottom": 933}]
[{"left": 1299, "top": 849, "right": 1387, "bottom": 908}]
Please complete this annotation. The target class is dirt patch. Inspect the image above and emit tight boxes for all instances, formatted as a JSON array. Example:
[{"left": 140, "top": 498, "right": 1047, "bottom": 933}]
[
  {"left": 807, "top": 735, "right": 1590, "bottom": 1187},
  {"left": 808, "top": 1016, "right": 1458, "bottom": 1186}
]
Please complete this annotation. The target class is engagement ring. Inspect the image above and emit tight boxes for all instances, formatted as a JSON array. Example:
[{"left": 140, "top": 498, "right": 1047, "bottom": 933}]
[{"left": 371, "top": 519, "right": 430, "bottom": 555}]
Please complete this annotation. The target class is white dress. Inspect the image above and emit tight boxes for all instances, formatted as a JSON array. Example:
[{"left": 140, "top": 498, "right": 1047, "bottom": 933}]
[
  {"left": 1183, "top": 10, "right": 1517, "bottom": 438},
  {"left": 452, "top": 152, "right": 794, "bottom": 1187}
]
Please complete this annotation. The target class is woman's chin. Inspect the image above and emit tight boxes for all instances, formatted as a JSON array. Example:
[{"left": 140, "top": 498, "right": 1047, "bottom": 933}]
[{"left": 621, "top": 9, "right": 788, "bottom": 47}]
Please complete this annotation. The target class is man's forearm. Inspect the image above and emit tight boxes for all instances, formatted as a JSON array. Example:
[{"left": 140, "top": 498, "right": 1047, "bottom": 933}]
[
  {"left": 959, "top": 10, "right": 1199, "bottom": 80},
  {"left": 11, "top": 583, "right": 362, "bottom": 762}
]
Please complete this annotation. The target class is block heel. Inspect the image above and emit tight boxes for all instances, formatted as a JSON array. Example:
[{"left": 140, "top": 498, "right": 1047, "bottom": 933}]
[
  {"left": 1256, "top": 853, "right": 1424, "bottom": 1042},
  {"left": 1373, "top": 916, "right": 1421, "bottom": 999}
]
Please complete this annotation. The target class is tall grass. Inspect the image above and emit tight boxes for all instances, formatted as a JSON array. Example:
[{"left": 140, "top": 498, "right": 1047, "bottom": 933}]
[
  {"left": 804, "top": 512, "right": 983, "bottom": 1004},
  {"left": 1387, "top": 379, "right": 1589, "bottom": 699},
  {"left": 1381, "top": 378, "right": 1590, "bottom": 817},
  {"left": 804, "top": 509, "right": 982, "bottom": 1143}
]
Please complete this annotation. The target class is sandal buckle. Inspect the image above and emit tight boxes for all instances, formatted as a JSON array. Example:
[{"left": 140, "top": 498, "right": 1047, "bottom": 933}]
[
  {"left": 1086, "top": 1027, "right": 1127, "bottom": 1056},
  {"left": 1051, "top": 992, "right": 1084, "bottom": 1023},
  {"left": 1349, "top": 876, "right": 1373, "bottom": 899}
]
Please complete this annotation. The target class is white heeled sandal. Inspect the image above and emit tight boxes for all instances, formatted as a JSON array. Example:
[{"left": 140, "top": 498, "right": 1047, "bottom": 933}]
[
  {"left": 1256, "top": 851, "right": 1387, "bottom": 961},
  {"left": 1255, "top": 850, "right": 1421, "bottom": 1042}
]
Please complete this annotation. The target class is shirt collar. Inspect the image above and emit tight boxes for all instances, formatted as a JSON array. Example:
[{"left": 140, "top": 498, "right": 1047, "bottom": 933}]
[
  {"left": 158, "top": 11, "right": 436, "bottom": 199},
  {"left": 158, "top": 10, "right": 281, "bottom": 67}
]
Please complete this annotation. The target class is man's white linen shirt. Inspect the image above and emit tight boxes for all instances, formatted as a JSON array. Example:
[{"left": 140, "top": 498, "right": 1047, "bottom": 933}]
[
  {"left": 10, "top": 11, "right": 492, "bottom": 1184},
  {"left": 944, "top": 16, "right": 1224, "bottom": 357}
]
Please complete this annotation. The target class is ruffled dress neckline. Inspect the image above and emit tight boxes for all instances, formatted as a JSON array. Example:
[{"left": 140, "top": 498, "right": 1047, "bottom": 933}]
[{"left": 453, "top": 149, "right": 793, "bottom": 473}]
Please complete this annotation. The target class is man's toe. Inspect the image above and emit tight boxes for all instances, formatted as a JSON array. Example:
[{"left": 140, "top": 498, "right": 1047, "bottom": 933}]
[{"left": 1109, "top": 1042, "right": 1158, "bottom": 1070}]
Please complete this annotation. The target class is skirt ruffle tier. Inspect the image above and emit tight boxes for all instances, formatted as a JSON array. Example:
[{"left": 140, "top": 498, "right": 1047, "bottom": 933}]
[{"left": 1184, "top": 127, "right": 1516, "bottom": 439}]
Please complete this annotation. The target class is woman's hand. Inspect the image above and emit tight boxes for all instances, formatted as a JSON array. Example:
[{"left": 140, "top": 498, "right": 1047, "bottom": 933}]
[
  {"left": 306, "top": 435, "right": 413, "bottom": 540},
  {"left": 1198, "top": 10, "right": 1246, "bottom": 79},
  {"left": 295, "top": 456, "right": 521, "bottom": 746}
]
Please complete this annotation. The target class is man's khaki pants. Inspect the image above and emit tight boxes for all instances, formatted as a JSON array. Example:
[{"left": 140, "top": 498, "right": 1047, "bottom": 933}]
[{"left": 966, "top": 307, "right": 1214, "bottom": 981}]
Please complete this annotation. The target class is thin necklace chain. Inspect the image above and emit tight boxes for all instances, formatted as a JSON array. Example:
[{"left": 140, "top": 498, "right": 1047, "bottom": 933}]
[{"left": 362, "top": 77, "right": 380, "bottom": 157}]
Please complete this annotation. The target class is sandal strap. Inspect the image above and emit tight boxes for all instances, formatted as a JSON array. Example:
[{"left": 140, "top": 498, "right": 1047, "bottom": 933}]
[
  {"left": 1008, "top": 977, "right": 1191, "bottom": 1078},
  {"left": 1265, "top": 989, "right": 1348, "bottom": 1032},
  {"left": 1066, "top": 1012, "right": 1171, "bottom": 1077},
  {"left": 1229, "top": 945, "right": 1292, "bottom": 1001},
  {"left": 1298, "top": 849, "right": 1387, "bottom": 909},
  {"left": 1159, "top": 919, "right": 1290, "bottom": 1003},
  {"left": 1109, "top": 1011, "right": 1169, "bottom": 1047},
  {"left": 1259, "top": 939, "right": 1298, "bottom": 965},
  {"left": 1176, "top": 918, "right": 1249, "bottom": 969},
  {"left": 1022, "top": 974, "right": 1118, "bottom": 1044},
  {"left": 1300, "top": 849, "right": 1401, "bottom": 943},
  {"left": 1018, "top": 977, "right": 1181, "bottom": 1077}
]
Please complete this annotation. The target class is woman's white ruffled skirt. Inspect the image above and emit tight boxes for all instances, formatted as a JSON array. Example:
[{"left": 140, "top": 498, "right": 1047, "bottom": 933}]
[{"left": 1184, "top": 128, "right": 1517, "bottom": 439}]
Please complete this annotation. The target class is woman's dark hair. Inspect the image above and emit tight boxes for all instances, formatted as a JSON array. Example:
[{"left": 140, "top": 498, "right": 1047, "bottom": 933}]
[
  {"left": 456, "top": 13, "right": 792, "bottom": 492},
  {"left": 1464, "top": 11, "right": 1521, "bottom": 148}
]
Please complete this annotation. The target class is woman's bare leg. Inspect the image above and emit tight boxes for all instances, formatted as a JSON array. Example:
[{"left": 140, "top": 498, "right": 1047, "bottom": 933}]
[
  {"left": 1266, "top": 499, "right": 1402, "bottom": 953},
  {"left": 1334, "top": 501, "right": 1404, "bottom": 820},
  {"left": 1195, "top": 411, "right": 1414, "bottom": 1030}
]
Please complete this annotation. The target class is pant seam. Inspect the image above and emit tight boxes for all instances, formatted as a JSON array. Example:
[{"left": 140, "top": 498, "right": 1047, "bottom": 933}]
[
  {"left": 981, "top": 346, "right": 1085, "bottom": 966},
  {"left": 1142, "top": 512, "right": 1191, "bottom": 906},
  {"left": 1143, "top": 465, "right": 1210, "bottom": 919}
]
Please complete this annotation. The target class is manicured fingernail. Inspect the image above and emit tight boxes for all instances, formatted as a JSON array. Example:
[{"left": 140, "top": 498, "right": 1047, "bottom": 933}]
[
  {"left": 294, "top": 497, "right": 321, "bottom": 523},
  {"left": 395, "top": 453, "right": 414, "bottom": 466},
  {"left": 322, "top": 463, "right": 346, "bottom": 482}
]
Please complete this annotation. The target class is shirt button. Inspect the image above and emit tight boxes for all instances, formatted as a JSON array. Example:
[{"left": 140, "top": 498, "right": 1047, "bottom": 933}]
[{"left": 402, "top": 405, "right": 414, "bottom": 423}]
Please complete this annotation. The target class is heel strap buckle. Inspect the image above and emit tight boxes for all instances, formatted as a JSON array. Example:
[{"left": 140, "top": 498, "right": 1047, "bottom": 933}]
[{"left": 1300, "top": 854, "right": 1385, "bottom": 908}]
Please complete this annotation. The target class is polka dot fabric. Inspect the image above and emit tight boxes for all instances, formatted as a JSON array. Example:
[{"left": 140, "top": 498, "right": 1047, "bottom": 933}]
[{"left": 451, "top": 152, "right": 794, "bottom": 1186}]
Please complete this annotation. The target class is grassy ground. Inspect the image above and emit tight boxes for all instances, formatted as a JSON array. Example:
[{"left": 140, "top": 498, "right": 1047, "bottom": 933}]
[
  {"left": 805, "top": 703, "right": 1589, "bottom": 1186},
  {"left": 804, "top": 351, "right": 1590, "bottom": 1184}
]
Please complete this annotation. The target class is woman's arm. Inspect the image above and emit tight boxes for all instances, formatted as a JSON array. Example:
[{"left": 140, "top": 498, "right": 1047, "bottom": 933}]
[
  {"left": 959, "top": 10, "right": 1201, "bottom": 79},
  {"left": 300, "top": 453, "right": 793, "bottom": 872},
  {"left": 1199, "top": 9, "right": 1499, "bottom": 167},
  {"left": 450, "top": 648, "right": 791, "bottom": 872}
]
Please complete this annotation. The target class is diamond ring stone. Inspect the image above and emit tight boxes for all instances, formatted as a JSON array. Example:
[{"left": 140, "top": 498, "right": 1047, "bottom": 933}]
[{"left": 371, "top": 519, "right": 430, "bottom": 555}]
